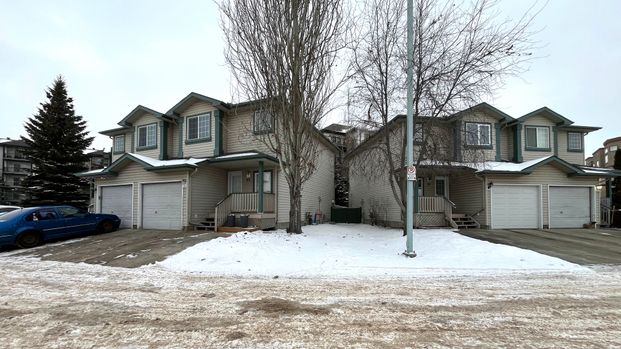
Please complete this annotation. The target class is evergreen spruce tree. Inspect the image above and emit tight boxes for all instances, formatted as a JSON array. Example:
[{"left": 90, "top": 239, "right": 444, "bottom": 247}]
[{"left": 21, "top": 76, "right": 94, "bottom": 209}]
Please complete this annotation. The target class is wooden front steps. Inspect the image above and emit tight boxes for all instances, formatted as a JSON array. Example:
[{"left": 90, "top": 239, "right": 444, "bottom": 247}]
[{"left": 452, "top": 214, "right": 480, "bottom": 229}]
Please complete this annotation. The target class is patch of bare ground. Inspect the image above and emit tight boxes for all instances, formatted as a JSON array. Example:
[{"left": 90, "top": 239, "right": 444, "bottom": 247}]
[{"left": 0, "top": 257, "right": 620, "bottom": 348}]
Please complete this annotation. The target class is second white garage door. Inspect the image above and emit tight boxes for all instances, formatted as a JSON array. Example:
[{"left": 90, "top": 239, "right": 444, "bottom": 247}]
[
  {"left": 491, "top": 185, "right": 540, "bottom": 229},
  {"left": 100, "top": 185, "right": 132, "bottom": 228},
  {"left": 549, "top": 186, "right": 591, "bottom": 228},
  {"left": 141, "top": 182, "right": 182, "bottom": 230}
]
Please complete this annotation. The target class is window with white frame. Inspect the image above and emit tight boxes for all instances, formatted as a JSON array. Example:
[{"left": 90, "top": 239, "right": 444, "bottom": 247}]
[
  {"left": 113, "top": 135, "right": 125, "bottom": 153},
  {"left": 187, "top": 113, "right": 211, "bottom": 141},
  {"left": 137, "top": 124, "right": 157, "bottom": 148},
  {"left": 567, "top": 132, "right": 582, "bottom": 151},
  {"left": 525, "top": 126, "right": 550, "bottom": 149},
  {"left": 253, "top": 110, "right": 274, "bottom": 134},
  {"left": 253, "top": 170, "right": 273, "bottom": 193},
  {"left": 610, "top": 145, "right": 618, "bottom": 153},
  {"left": 465, "top": 122, "right": 491, "bottom": 146}
]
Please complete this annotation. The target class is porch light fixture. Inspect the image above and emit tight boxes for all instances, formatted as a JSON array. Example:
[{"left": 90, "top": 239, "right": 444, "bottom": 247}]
[
  {"left": 246, "top": 172, "right": 251, "bottom": 181},
  {"left": 487, "top": 182, "right": 494, "bottom": 189}
]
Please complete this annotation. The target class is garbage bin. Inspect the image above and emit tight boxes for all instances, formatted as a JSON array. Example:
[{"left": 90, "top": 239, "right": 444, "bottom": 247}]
[
  {"left": 227, "top": 214, "right": 235, "bottom": 227},
  {"left": 239, "top": 214, "right": 249, "bottom": 228}
]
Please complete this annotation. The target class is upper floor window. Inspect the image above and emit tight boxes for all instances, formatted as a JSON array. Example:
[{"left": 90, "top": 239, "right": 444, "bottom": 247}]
[
  {"left": 465, "top": 123, "right": 491, "bottom": 146},
  {"left": 610, "top": 145, "right": 618, "bottom": 153},
  {"left": 525, "top": 126, "right": 550, "bottom": 149},
  {"left": 253, "top": 110, "right": 274, "bottom": 134},
  {"left": 113, "top": 135, "right": 125, "bottom": 153},
  {"left": 137, "top": 124, "right": 157, "bottom": 149},
  {"left": 187, "top": 113, "right": 211, "bottom": 142},
  {"left": 567, "top": 132, "right": 583, "bottom": 151},
  {"left": 414, "top": 126, "right": 424, "bottom": 144}
]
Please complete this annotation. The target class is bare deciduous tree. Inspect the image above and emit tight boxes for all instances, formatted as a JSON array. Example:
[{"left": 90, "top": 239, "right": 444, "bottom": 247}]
[
  {"left": 348, "top": 0, "right": 539, "bottom": 229},
  {"left": 220, "top": 0, "right": 348, "bottom": 233}
]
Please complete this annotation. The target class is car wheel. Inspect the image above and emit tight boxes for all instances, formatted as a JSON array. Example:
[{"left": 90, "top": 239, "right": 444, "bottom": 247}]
[
  {"left": 17, "top": 231, "right": 42, "bottom": 249},
  {"left": 97, "top": 220, "right": 116, "bottom": 234}
]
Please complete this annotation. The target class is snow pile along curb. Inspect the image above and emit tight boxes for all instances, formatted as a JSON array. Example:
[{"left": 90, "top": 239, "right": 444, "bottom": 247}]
[{"left": 157, "top": 224, "right": 590, "bottom": 278}]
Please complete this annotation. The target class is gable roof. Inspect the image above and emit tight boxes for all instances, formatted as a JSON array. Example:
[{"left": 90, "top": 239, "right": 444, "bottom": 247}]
[
  {"left": 118, "top": 105, "right": 171, "bottom": 127},
  {"left": 77, "top": 153, "right": 208, "bottom": 177},
  {"left": 165, "top": 92, "right": 231, "bottom": 116},
  {"left": 513, "top": 107, "right": 573, "bottom": 126},
  {"left": 448, "top": 102, "right": 514, "bottom": 123}
]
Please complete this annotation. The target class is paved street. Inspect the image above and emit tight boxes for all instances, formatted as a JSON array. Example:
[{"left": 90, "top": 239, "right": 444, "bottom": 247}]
[{"left": 0, "top": 257, "right": 620, "bottom": 348}]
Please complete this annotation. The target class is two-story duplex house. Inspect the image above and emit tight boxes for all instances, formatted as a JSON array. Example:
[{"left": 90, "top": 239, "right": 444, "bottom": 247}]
[
  {"left": 80, "top": 93, "right": 336, "bottom": 231},
  {"left": 347, "top": 103, "right": 620, "bottom": 229}
]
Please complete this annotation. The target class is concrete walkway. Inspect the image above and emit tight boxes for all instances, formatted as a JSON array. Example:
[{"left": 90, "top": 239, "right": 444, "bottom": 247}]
[
  {"left": 458, "top": 228, "right": 621, "bottom": 265},
  {"left": 2, "top": 229, "right": 229, "bottom": 268}
]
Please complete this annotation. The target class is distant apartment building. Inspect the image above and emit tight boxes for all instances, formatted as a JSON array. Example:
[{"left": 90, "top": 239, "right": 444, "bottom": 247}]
[
  {"left": 0, "top": 138, "right": 31, "bottom": 205},
  {"left": 586, "top": 136, "right": 621, "bottom": 168}
]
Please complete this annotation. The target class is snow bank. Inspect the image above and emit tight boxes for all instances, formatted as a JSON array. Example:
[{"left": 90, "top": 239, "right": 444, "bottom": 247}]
[{"left": 157, "top": 224, "right": 589, "bottom": 278}]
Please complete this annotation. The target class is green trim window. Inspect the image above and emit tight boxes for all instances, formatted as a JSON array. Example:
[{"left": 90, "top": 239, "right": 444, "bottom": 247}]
[
  {"left": 253, "top": 170, "right": 273, "bottom": 193},
  {"left": 113, "top": 135, "right": 125, "bottom": 154},
  {"left": 187, "top": 112, "right": 211, "bottom": 142},
  {"left": 525, "top": 126, "right": 550, "bottom": 150},
  {"left": 253, "top": 110, "right": 274, "bottom": 134},
  {"left": 567, "top": 132, "right": 583, "bottom": 151},
  {"left": 465, "top": 122, "right": 491, "bottom": 146},
  {"left": 137, "top": 124, "right": 157, "bottom": 149}
]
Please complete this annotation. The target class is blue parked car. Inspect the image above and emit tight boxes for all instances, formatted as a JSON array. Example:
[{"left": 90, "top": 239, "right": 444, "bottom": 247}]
[{"left": 0, "top": 206, "right": 121, "bottom": 248}]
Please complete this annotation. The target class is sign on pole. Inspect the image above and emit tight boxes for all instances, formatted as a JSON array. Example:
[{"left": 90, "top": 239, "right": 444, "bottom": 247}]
[{"left": 407, "top": 165, "right": 416, "bottom": 181}]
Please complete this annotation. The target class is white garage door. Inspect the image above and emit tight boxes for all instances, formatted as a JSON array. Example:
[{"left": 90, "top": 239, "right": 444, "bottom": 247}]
[
  {"left": 142, "top": 182, "right": 182, "bottom": 230},
  {"left": 100, "top": 185, "right": 132, "bottom": 228},
  {"left": 549, "top": 186, "right": 591, "bottom": 228},
  {"left": 491, "top": 185, "right": 539, "bottom": 229}
]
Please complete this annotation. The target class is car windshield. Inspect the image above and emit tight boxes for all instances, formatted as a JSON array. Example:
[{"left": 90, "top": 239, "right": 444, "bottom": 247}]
[{"left": 0, "top": 208, "right": 25, "bottom": 221}]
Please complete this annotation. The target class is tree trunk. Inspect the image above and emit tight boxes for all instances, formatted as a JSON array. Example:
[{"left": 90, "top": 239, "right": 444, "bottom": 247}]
[{"left": 288, "top": 184, "right": 302, "bottom": 234}]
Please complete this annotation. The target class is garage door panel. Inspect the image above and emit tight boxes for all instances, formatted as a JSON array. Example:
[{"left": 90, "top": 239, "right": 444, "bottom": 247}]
[
  {"left": 142, "top": 182, "right": 182, "bottom": 230},
  {"left": 492, "top": 185, "right": 539, "bottom": 229},
  {"left": 100, "top": 185, "right": 132, "bottom": 228},
  {"left": 549, "top": 187, "right": 590, "bottom": 228}
]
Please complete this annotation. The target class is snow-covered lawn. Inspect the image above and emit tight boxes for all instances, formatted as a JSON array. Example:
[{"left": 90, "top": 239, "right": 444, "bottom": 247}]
[{"left": 158, "top": 224, "right": 589, "bottom": 278}]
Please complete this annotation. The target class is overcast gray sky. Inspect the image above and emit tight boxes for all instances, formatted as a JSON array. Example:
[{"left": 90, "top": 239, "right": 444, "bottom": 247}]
[{"left": 1, "top": 0, "right": 619, "bottom": 158}]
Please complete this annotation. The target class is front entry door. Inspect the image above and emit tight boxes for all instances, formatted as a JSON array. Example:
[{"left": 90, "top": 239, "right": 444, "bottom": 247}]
[{"left": 228, "top": 171, "right": 243, "bottom": 194}]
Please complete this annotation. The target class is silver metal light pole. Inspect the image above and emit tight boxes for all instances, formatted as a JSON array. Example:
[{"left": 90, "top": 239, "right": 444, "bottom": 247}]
[{"left": 404, "top": 0, "right": 416, "bottom": 257}]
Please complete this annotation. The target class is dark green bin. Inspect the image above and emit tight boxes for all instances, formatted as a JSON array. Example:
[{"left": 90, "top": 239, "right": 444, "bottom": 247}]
[{"left": 331, "top": 207, "right": 362, "bottom": 223}]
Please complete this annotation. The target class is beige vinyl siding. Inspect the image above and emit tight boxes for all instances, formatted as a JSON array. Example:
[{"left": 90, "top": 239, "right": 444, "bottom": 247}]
[
  {"left": 133, "top": 112, "right": 161, "bottom": 159},
  {"left": 501, "top": 127, "right": 513, "bottom": 161},
  {"left": 277, "top": 139, "right": 335, "bottom": 225},
  {"left": 223, "top": 110, "right": 274, "bottom": 155},
  {"left": 449, "top": 172, "right": 486, "bottom": 223},
  {"left": 180, "top": 101, "right": 216, "bottom": 158},
  {"left": 94, "top": 161, "right": 189, "bottom": 228},
  {"left": 168, "top": 123, "right": 179, "bottom": 159},
  {"left": 557, "top": 130, "right": 584, "bottom": 164},
  {"left": 460, "top": 111, "right": 500, "bottom": 162},
  {"left": 111, "top": 131, "right": 133, "bottom": 162},
  {"left": 521, "top": 115, "right": 556, "bottom": 161},
  {"left": 484, "top": 163, "right": 598, "bottom": 227},
  {"left": 189, "top": 165, "right": 227, "bottom": 221}
]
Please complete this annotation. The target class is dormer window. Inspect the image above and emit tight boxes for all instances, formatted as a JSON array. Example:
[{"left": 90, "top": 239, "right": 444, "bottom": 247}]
[
  {"left": 137, "top": 124, "right": 157, "bottom": 149},
  {"left": 525, "top": 126, "right": 550, "bottom": 150},
  {"left": 253, "top": 110, "right": 274, "bottom": 134},
  {"left": 113, "top": 135, "right": 125, "bottom": 154},
  {"left": 187, "top": 113, "right": 211, "bottom": 142},
  {"left": 465, "top": 122, "right": 491, "bottom": 146},
  {"left": 567, "top": 132, "right": 583, "bottom": 152}
]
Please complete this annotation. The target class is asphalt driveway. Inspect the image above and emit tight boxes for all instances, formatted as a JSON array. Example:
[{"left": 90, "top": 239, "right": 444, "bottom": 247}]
[
  {"left": 458, "top": 228, "right": 621, "bottom": 265},
  {"left": 1, "top": 229, "right": 228, "bottom": 268}
]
